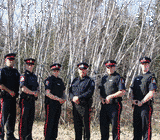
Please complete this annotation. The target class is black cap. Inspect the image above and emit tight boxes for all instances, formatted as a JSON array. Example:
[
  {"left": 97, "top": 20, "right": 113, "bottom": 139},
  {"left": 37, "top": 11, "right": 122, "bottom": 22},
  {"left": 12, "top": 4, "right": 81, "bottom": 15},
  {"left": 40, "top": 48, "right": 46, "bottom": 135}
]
[
  {"left": 50, "top": 63, "right": 61, "bottom": 70},
  {"left": 104, "top": 60, "right": 117, "bottom": 67},
  {"left": 77, "top": 62, "right": 89, "bottom": 69},
  {"left": 24, "top": 58, "right": 36, "bottom": 65},
  {"left": 139, "top": 57, "right": 151, "bottom": 64},
  {"left": 4, "top": 53, "right": 16, "bottom": 60}
]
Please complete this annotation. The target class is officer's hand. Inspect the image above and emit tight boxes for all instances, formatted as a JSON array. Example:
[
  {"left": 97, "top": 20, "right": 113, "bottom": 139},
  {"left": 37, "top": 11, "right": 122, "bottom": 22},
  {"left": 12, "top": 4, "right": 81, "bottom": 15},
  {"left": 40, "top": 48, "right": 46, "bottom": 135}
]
[
  {"left": 73, "top": 96, "right": 79, "bottom": 102},
  {"left": 73, "top": 96, "right": 80, "bottom": 104},
  {"left": 132, "top": 100, "right": 138, "bottom": 105},
  {"left": 9, "top": 90, "right": 15, "bottom": 97},
  {"left": 33, "top": 91, "right": 38, "bottom": 97},
  {"left": 60, "top": 99, "right": 66, "bottom": 104},
  {"left": 101, "top": 98, "right": 105, "bottom": 104},
  {"left": 58, "top": 98, "right": 64, "bottom": 104},
  {"left": 0, "top": 85, "right": 2, "bottom": 89},
  {"left": 106, "top": 95, "right": 112, "bottom": 104},
  {"left": 137, "top": 101, "right": 143, "bottom": 107}
]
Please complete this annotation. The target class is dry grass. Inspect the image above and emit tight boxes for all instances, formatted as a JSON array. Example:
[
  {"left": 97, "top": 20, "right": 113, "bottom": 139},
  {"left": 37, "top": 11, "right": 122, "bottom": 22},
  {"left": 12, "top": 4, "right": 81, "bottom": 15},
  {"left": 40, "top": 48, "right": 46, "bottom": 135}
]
[{"left": 10, "top": 120, "right": 160, "bottom": 140}]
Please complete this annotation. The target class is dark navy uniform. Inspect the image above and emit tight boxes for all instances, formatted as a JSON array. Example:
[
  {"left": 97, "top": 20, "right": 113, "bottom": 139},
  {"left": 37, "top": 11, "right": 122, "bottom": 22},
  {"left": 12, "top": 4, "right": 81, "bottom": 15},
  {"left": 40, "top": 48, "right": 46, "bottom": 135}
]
[
  {"left": 69, "top": 63, "right": 95, "bottom": 140},
  {"left": 19, "top": 59, "right": 39, "bottom": 140},
  {"left": 44, "top": 63, "right": 65, "bottom": 140},
  {"left": 99, "top": 60, "right": 125, "bottom": 140},
  {"left": 0, "top": 53, "right": 20, "bottom": 140},
  {"left": 130, "top": 57, "right": 157, "bottom": 140}
]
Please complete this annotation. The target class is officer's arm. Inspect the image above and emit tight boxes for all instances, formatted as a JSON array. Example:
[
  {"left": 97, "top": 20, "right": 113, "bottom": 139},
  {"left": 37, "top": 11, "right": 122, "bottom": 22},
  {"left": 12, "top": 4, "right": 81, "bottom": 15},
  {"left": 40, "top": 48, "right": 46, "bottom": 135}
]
[
  {"left": 0, "top": 69, "right": 15, "bottom": 97},
  {"left": 45, "top": 89, "right": 63, "bottom": 103},
  {"left": 140, "top": 75, "right": 157, "bottom": 105},
  {"left": 1, "top": 84, "right": 15, "bottom": 97},
  {"left": 21, "top": 86, "right": 36, "bottom": 95},
  {"left": 141, "top": 90, "right": 155, "bottom": 104},
  {"left": 99, "top": 77, "right": 107, "bottom": 99},
  {"left": 78, "top": 80, "right": 95, "bottom": 99},
  {"left": 109, "top": 90, "right": 126, "bottom": 99}
]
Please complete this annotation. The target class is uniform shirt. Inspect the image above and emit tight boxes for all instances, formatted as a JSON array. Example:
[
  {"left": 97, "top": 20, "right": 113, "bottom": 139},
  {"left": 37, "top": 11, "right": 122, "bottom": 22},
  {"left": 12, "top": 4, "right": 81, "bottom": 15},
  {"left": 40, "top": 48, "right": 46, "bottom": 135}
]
[
  {"left": 20, "top": 70, "right": 39, "bottom": 99},
  {"left": 130, "top": 71, "right": 157, "bottom": 101},
  {"left": 69, "top": 76, "right": 95, "bottom": 102},
  {"left": 99, "top": 71, "right": 125, "bottom": 101},
  {"left": 0, "top": 66, "right": 20, "bottom": 98},
  {"left": 45, "top": 75, "right": 65, "bottom": 98}
]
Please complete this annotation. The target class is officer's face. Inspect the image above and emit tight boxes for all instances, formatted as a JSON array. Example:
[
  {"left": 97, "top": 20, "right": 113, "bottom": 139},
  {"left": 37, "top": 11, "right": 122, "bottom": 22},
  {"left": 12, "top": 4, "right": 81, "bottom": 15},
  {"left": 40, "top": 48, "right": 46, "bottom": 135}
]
[
  {"left": 26, "top": 64, "right": 34, "bottom": 72},
  {"left": 52, "top": 70, "right": 60, "bottom": 77},
  {"left": 106, "top": 66, "right": 116, "bottom": 75},
  {"left": 78, "top": 68, "right": 88, "bottom": 77},
  {"left": 141, "top": 63, "right": 150, "bottom": 72},
  {"left": 5, "top": 58, "right": 15, "bottom": 67}
]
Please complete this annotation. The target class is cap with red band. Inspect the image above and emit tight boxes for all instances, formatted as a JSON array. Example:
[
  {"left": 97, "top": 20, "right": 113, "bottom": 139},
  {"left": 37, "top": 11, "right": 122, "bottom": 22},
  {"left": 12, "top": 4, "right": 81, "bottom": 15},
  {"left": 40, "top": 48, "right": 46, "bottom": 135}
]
[
  {"left": 50, "top": 63, "right": 61, "bottom": 70},
  {"left": 24, "top": 58, "right": 36, "bottom": 65},
  {"left": 77, "top": 62, "right": 89, "bottom": 69},
  {"left": 4, "top": 53, "right": 16, "bottom": 60},
  {"left": 139, "top": 57, "right": 151, "bottom": 64},
  {"left": 104, "top": 60, "right": 117, "bottom": 67}
]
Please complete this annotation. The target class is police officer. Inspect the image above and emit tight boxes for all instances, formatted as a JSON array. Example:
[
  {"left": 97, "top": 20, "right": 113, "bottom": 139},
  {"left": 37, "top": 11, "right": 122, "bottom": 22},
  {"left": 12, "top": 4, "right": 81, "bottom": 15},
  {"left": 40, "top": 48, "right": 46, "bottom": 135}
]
[
  {"left": 0, "top": 53, "right": 20, "bottom": 140},
  {"left": 69, "top": 62, "right": 95, "bottom": 140},
  {"left": 44, "top": 63, "right": 66, "bottom": 140},
  {"left": 99, "top": 60, "right": 126, "bottom": 140},
  {"left": 130, "top": 57, "right": 157, "bottom": 140},
  {"left": 19, "top": 58, "right": 39, "bottom": 140}
]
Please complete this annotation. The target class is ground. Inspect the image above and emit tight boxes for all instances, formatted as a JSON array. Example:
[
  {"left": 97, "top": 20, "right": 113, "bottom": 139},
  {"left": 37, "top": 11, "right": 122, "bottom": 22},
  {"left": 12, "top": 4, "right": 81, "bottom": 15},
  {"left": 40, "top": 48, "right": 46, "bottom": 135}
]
[{"left": 10, "top": 121, "right": 160, "bottom": 140}]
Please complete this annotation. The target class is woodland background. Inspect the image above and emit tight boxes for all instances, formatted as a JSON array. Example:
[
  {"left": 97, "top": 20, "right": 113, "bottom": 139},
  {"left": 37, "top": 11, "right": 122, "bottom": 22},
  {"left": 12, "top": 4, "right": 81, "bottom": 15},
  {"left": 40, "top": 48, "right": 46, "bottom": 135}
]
[{"left": 0, "top": 0, "right": 160, "bottom": 139}]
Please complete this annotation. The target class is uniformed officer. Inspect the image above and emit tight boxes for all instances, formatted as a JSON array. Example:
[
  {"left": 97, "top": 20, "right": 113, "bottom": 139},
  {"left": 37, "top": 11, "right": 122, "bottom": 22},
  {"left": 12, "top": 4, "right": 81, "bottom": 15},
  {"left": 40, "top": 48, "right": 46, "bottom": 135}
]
[
  {"left": 19, "top": 58, "right": 39, "bottom": 140},
  {"left": 44, "top": 63, "right": 66, "bottom": 140},
  {"left": 69, "top": 62, "right": 95, "bottom": 140},
  {"left": 130, "top": 57, "right": 157, "bottom": 140},
  {"left": 99, "top": 60, "right": 126, "bottom": 140},
  {"left": 0, "top": 53, "right": 20, "bottom": 140}
]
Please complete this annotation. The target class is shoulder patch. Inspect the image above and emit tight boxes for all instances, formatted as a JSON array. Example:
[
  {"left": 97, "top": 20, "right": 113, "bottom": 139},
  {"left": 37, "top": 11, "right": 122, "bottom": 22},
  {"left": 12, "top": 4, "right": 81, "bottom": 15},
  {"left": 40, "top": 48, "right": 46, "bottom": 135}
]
[
  {"left": 46, "top": 80, "right": 49, "bottom": 86},
  {"left": 121, "top": 78, "right": 125, "bottom": 84},
  {"left": 20, "top": 76, "right": 25, "bottom": 82},
  {"left": 152, "top": 78, "right": 156, "bottom": 84}
]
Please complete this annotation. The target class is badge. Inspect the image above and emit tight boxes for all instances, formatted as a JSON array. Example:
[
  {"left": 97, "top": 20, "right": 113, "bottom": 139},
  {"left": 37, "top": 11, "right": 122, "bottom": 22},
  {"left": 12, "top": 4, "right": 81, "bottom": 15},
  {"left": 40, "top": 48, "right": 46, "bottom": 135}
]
[
  {"left": 20, "top": 76, "right": 25, "bottom": 82},
  {"left": 152, "top": 78, "right": 156, "bottom": 84},
  {"left": 46, "top": 80, "right": 49, "bottom": 86}
]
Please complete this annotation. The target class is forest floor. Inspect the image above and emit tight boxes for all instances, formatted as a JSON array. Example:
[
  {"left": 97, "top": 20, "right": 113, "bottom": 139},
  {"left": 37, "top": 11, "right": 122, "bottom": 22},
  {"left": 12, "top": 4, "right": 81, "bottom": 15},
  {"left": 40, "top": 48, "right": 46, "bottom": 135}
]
[{"left": 8, "top": 121, "right": 160, "bottom": 140}]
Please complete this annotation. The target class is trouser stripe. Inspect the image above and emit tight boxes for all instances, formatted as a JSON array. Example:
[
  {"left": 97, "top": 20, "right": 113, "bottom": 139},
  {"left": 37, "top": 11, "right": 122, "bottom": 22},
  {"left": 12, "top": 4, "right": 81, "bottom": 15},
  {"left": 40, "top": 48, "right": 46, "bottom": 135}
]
[
  {"left": 44, "top": 104, "right": 49, "bottom": 138},
  {"left": 148, "top": 106, "right": 152, "bottom": 140},
  {"left": 0, "top": 98, "right": 3, "bottom": 135},
  {"left": 19, "top": 99, "right": 24, "bottom": 140},
  {"left": 117, "top": 102, "right": 121, "bottom": 140}
]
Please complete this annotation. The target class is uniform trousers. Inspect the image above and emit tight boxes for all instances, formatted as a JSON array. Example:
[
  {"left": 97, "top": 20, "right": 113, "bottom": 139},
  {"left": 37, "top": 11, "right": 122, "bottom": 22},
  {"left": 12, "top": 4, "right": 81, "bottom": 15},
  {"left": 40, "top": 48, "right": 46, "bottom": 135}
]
[
  {"left": 133, "top": 104, "right": 153, "bottom": 140},
  {"left": 0, "top": 97, "right": 16, "bottom": 139},
  {"left": 44, "top": 100, "right": 61, "bottom": 140},
  {"left": 19, "top": 98, "right": 35, "bottom": 140},
  {"left": 100, "top": 102, "right": 122, "bottom": 140},
  {"left": 72, "top": 103, "right": 91, "bottom": 140}
]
